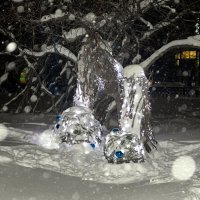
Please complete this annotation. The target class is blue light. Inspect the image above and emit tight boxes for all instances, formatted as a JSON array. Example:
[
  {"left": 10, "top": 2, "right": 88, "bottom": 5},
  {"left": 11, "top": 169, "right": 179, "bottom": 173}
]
[
  {"left": 90, "top": 143, "right": 95, "bottom": 148},
  {"left": 115, "top": 151, "right": 124, "bottom": 159},
  {"left": 112, "top": 128, "right": 119, "bottom": 133},
  {"left": 56, "top": 115, "right": 62, "bottom": 123}
]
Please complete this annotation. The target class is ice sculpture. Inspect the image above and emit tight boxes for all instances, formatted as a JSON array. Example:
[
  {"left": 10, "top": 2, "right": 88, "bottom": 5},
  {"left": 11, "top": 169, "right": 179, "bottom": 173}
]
[{"left": 54, "top": 42, "right": 156, "bottom": 163}]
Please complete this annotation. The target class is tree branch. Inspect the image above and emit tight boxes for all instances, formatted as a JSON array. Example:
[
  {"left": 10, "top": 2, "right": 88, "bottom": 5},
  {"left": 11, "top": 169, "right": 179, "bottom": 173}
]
[{"left": 140, "top": 35, "right": 200, "bottom": 70}]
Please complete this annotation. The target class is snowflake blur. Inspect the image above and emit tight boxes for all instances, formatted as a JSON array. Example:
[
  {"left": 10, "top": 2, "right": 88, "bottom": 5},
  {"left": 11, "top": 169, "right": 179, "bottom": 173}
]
[{"left": 104, "top": 128, "right": 144, "bottom": 163}]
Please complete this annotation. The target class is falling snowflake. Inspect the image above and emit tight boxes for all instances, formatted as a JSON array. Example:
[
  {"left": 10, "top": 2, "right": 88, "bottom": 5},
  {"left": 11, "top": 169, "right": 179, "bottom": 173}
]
[
  {"left": 6, "top": 42, "right": 17, "bottom": 52},
  {"left": 17, "top": 6, "right": 24, "bottom": 13},
  {"left": 24, "top": 106, "right": 31, "bottom": 113},
  {"left": 6, "top": 62, "right": 16, "bottom": 71},
  {"left": 2, "top": 106, "right": 8, "bottom": 112},
  {"left": 30, "top": 95, "right": 38, "bottom": 103},
  {"left": 172, "top": 156, "right": 196, "bottom": 180}
]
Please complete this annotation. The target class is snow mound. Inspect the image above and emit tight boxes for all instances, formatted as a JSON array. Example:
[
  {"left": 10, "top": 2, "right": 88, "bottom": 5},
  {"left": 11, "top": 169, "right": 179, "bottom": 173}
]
[
  {"left": 70, "top": 142, "right": 94, "bottom": 155},
  {"left": 0, "top": 124, "right": 9, "bottom": 141},
  {"left": 123, "top": 64, "right": 145, "bottom": 78},
  {"left": 0, "top": 155, "right": 12, "bottom": 163},
  {"left": 1, "top": 138, "right": 200, "bottom": 185},
  {"left": 37, "top": 129, "right": 59, "bottom": 150}
]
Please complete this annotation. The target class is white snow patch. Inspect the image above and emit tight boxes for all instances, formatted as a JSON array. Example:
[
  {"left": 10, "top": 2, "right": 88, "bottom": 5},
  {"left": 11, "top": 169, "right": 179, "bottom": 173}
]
[
  {"left": 41, "top": 10, "right": 65, "bottom": 22},
  {"left": 55, "top": 9, "right": 63, "bottom": 17},
  {"left": 63, "top": 28, "right": 86, "bottom": 42},
  {"left": 0, "top": 124, "right": 9, "bottom": 141},
  {"left": 185, "top": 187, "right": 200, "bottom": 200},
  {"left": 68, "top": 14, "right": 75, "bottom": 21},
  {"left": 24, "top": 44, "right": 77, "bottom": 62},
  {"left": 83, "top": 13, "right": 96, "bottom": 23},
  {"left": 0, "top": 155, "right": 12, "bottom": 163},
  {"left": 172, "top": 156, "right": 196, "bottom": 181},
  {"left": 0, "top": 137, "right": 199, "bottom": 185},
  {"left": 124, "top": 64, "right": 145, "bottom": 78},
  {"left": 132, "top": 54, "right": 142, "bottom": 64},
  {"left": 37, "top": 129, "right": 59, "bottom": 150},
  {"left": 1, "top": 114, "right": 200, "bottom": 186},
  {"left": 71, "top": 142, "right": 94, "bottom": 155}
]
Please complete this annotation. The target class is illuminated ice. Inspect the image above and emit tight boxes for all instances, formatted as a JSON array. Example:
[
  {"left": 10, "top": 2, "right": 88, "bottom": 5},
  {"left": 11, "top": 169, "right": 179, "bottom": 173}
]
[{"left": 53, "top": 106, "right": 102, "bottom": 146}]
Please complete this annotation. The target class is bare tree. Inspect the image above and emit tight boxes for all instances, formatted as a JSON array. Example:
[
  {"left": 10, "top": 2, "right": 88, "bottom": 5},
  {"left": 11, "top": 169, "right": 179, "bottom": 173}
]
[{"left": 0, "top": 0, "right": 200, "bottom": 116}]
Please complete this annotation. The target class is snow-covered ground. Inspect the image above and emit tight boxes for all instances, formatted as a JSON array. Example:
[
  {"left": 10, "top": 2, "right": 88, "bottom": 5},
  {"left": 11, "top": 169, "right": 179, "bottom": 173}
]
[{"left": 0, "top": 112, "right": 200, "bottom": 200}]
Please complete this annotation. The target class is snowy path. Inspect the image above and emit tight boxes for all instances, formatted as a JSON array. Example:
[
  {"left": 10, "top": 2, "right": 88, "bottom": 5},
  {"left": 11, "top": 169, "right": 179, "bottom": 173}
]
[
  {"left": 0, "top": 164, "right": 190, "bottom": 200},
  {"left": 0, "top": 114, "right": 200, "bottom": 199}
]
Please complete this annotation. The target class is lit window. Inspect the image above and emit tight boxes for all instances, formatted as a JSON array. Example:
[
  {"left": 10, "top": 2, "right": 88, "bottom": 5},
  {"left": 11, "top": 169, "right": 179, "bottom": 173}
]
[
  {"left": 181, "top": 51, "right": 190, "bottom": 59},
  {"left": 176, "top": 59, "right": 179, "bottom": 66}
]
